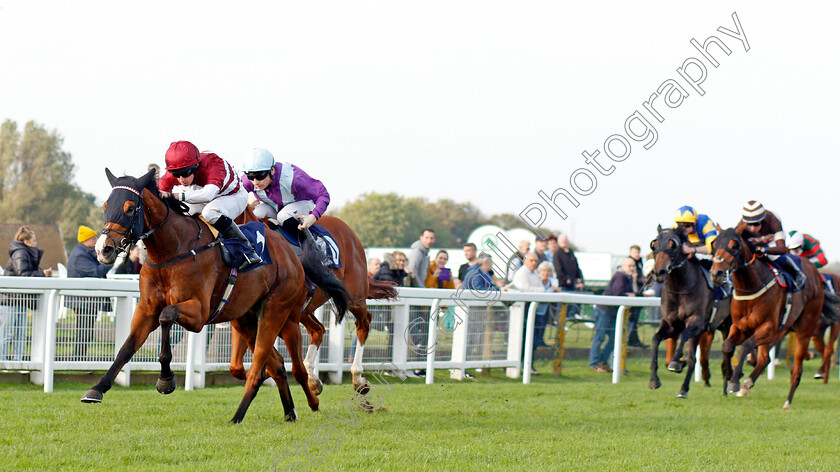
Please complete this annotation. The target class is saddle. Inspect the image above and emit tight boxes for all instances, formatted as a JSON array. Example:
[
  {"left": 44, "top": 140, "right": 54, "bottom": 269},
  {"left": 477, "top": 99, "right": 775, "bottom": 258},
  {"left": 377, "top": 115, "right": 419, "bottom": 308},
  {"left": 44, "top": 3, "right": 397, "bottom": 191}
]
[
  {"left": 217, "top": 222, "right": 273, "bottom": 273},
  {"left": 269, "top": 220, "right": 341, "bottom": 268},
  {"left": 766, "top": 260, "right": 803, "bottom": 294}
]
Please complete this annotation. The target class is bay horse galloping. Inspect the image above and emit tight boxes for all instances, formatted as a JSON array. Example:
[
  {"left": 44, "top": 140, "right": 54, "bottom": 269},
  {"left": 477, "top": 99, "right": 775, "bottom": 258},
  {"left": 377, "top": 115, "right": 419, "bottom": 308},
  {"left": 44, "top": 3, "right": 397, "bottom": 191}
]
[
  {"left": 710, "top": 228, "right": 823, "bottom": 408},
  {"left": 229, "top": 215, "right": 398, "bottom": 396},
  {"left": 648, "top": 227, "right": 730, "bottom": 398},
  {"left": 83, "top": 169, "right": 347, "bottom": 423}
]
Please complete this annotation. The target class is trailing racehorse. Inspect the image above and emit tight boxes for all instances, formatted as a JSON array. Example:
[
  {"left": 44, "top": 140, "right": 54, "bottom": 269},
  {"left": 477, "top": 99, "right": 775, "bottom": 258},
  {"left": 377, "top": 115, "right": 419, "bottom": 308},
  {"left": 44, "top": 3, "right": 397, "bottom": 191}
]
[
  {"left": 83, "top": 169, "right": 347, "bottom": 423},
  {"left": 229, "top": 215, "right": 398, "bottom": 396},
  {"left": 648, "top": 227, "right": 731, "bottom": 398},
  {"left": 710, "top": 228, "right": 823, "bottom": 408}
]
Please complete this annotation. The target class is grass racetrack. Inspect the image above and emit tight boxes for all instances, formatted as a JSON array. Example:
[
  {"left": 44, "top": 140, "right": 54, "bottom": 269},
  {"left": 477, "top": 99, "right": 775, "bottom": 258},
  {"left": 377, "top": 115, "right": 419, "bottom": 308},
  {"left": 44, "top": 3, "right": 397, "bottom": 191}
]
[{"left": 1, "top": 357, "right": 838, "bottom": 471}]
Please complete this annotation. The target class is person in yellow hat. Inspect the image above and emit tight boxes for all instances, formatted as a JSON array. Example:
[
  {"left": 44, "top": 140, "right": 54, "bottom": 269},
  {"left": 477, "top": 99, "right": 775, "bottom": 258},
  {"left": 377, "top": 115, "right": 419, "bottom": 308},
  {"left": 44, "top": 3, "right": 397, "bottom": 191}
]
[{"left": 66, "top": 225, "right": 113, "bottom": 359}]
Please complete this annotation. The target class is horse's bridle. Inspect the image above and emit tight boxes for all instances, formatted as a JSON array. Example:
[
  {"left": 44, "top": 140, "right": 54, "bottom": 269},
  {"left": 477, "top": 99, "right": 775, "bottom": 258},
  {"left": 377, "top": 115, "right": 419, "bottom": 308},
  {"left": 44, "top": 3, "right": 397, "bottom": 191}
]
[
  {"left": 655, "top": 231, "right": 688, "bottom": 274},
  {"left": 101, "top": 186, "right": 170, "bottom": 258}
]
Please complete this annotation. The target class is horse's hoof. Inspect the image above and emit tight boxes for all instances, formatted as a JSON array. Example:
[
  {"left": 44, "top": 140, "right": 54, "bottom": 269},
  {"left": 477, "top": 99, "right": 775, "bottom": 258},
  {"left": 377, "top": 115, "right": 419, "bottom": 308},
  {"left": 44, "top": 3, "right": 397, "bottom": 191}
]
[
  {"left": 353, "top": 381, "right": 371, "bottom": 396},
  {"left": 726, "top": 382, "right": 740, "bottom": 394},
  {"left": 309, "top": 377, "right": 324, "bottom": 396},
  {"left": 704, "top": 382, "right": 711, "bottom": 388},
  {"left": 284, "top": 409, "right": 298, "bottom": 422},
  {"left": 666, "top": 360, "right": 684, "bottom": 373},
  {"left": 782, "top": 400, "right": 791, "bottom": 410},
  {"left": 81, "top": 389, "right": 103, "bottom": 403},
  {"left": 736, "top": 386, "right": 750, "bottom": 397},
  {"left": 649, "top": 379, "right": 662, "bottom": 390},
  {"left": 156, "top": 376, "right": 176, "bottom": 395},
  {"left": 230, "top": 417, "right": 243, "bottom": 424},
  {"left": 814, "top": 371, "right": 825, "bottom": 379},
  {"left": 676, "top": 391, "right": 688, "bottom": 399}
]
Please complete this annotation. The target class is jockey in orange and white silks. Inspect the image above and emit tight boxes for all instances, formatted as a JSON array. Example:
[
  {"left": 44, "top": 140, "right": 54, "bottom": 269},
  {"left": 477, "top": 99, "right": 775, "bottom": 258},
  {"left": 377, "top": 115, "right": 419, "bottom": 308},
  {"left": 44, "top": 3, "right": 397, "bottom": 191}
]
[
  {"left": 158, "top": 141, "right": 261, "bottom": 270},
  {"left": 240, "top": 148, "right": 330, "bottom": 250}
]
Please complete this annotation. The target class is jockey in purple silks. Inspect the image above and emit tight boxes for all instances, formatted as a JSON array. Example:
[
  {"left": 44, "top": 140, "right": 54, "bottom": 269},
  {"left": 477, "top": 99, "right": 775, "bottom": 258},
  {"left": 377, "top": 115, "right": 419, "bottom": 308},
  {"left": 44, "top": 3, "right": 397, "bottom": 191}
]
[{"left": 241, "top": 148, "right": 331, "bottom": 256}]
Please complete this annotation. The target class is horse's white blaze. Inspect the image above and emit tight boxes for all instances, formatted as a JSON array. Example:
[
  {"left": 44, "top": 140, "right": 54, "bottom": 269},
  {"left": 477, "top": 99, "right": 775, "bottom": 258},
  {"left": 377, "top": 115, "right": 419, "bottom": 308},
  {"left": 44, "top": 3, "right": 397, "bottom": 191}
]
[
  {"left": 350, "top": 344, "right": 365, "bottom": 385},
  {"left": 303, "top": 344, "right": 318, "bottom": 377},
  {"left": 94, "top": 234, "right": 109, "bottom": 261}
]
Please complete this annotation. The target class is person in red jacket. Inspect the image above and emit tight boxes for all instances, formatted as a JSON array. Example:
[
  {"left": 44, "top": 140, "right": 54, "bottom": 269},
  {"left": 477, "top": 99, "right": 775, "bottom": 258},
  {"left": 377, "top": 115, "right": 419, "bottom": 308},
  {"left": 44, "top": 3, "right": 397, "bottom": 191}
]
[{"left": 157, "top": 141, "right": 261, "bottom": 270}]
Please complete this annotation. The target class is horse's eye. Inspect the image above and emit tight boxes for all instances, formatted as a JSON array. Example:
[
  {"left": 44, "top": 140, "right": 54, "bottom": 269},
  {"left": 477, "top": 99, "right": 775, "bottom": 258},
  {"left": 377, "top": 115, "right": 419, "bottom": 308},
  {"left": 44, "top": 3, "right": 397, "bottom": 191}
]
[
  {"left": 668, "top": 240, "right": 676, "bottom": 249},
  {"left": 125, "top": 206, "right": 135, "bottom": 217}
]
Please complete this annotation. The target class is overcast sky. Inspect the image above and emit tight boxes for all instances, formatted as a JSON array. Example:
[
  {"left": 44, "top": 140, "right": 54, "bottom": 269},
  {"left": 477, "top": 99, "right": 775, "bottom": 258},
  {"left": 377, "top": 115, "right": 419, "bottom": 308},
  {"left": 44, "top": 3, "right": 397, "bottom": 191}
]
[{"left": 1, "top": 1, "right": 837, "bottom": 256}]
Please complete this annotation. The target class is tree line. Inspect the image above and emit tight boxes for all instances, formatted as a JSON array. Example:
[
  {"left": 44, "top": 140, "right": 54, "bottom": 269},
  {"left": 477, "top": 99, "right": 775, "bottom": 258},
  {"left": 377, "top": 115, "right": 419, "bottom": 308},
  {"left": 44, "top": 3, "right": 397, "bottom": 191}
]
[{"left": 0, "top": 120, "right": 101, "bottom": 254}]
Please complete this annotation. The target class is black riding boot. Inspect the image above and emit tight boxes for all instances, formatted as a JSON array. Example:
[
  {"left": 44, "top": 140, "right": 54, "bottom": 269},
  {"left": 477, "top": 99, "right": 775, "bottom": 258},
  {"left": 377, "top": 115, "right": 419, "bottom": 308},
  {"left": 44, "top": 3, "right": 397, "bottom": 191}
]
[
  {"left": 214, "top": 216, "right": 262, "bottom": 271},
  {"left": 778, "top": 255, "right": 806, "bottom": 288},
  {"left": 282, "top": 217, "right": 330, "bottom": 266}
]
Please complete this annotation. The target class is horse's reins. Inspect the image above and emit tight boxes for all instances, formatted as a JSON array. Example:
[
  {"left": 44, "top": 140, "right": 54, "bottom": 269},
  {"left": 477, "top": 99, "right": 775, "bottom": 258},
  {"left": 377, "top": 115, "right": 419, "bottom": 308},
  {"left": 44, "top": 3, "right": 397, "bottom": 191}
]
[{"left": 712, "top": 237, "right": 777, "bottom": 301}]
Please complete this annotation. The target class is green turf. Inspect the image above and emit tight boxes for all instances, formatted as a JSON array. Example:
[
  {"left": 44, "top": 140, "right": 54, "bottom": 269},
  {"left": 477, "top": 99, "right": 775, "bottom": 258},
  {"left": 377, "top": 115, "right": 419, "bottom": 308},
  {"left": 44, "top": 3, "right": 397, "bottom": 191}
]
[{"left": 1, "top": 357, "right": 838, "bottom": 471}]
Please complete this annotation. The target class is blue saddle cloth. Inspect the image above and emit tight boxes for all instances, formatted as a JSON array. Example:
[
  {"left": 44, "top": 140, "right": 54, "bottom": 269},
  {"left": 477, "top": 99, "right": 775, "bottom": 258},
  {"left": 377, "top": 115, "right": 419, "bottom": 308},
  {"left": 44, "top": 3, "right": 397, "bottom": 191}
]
[
  {"left": 697, "top": 264, "right": 730, "bottom": 300},
  {"left": 221, "top": 222, "right": 273, "bottom": 273},
  {"left": 277, "top": 224, "right": 341, "bottom": 268},
  {"left": 768, "top": 255, "right": 803, "bottom": 294}
]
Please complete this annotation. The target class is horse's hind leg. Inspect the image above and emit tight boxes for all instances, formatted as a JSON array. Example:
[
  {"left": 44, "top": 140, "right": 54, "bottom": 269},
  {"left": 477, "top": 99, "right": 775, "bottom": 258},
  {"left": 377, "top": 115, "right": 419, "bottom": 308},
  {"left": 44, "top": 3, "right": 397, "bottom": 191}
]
[
  {"left": 280, "top": 318, "right": 319, "bottom": 412},
  {"left": 677, "top": 335, "right": 701, "bottom": 398},
  {"left": 668, "top": 331, "right": 690, "bottom": 373},
  {"left": 231, "top": 318, "right": 283, "bottom": 424},
  {"left": 263, "top": 347, "right": 299, "bottom": 421},
  {"left": 156, "top": 300, "right": 203, "bottom": 394},
  {"left": 229, "top": 328, "right": 248, "bottom": 381},
  {"left": 784, "top": 329, "right": 812, "bottom": 409},
  {"left": 350, "top": 302, "right": 373, "bottom": 395},
  {"left": 301, "top": 310, "right": 326, "bottom": 396},
  {"left": 722, "top": 327, "right": 746, "bottom": 395}
]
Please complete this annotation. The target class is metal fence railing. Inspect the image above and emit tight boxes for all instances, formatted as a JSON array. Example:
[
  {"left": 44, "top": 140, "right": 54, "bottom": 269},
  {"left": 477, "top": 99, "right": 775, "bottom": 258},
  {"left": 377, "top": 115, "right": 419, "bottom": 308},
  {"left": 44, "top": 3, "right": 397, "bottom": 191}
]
[{"left": 0, "top": 277, "right": 664, "bottom": 392}]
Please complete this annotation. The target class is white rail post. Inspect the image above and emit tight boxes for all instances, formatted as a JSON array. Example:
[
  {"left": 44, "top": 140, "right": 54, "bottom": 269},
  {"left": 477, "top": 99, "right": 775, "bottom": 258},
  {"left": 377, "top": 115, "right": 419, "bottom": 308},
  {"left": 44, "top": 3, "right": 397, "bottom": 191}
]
[
  {"left": 522, "top": 302, "right": 538, "bottom": 385},
  {"left": 391, "top": 300, "right": 409, "bottom": 369},
  {"left": 327, "top": 307, "right": 346, "bottom": 385},
  {"left": 768, "top": 345, "right": 776, "bottom": 380},
  {"left": 449, "top": 305, "right": 469, "bottom": 380},
  {"left": 185, "top": 330, "right": 197, "bottom": 391},
  {"left": 42, "top": 290, "right": 59, "bottom": 393},
  {"left": 425, "top": 299, "right": 441, "bottom": 385},
  {"left": 114, "top": 296, "right": 135, "bottom": 387},
  {"left": 313, "top": 306, "right": 323, "bottom": 377},
  {"left": 506, "top": 303, "right": 524, "bottom": 379},
  {"left": 29, "top": 291, "right": 49, "bottom": 386},
  {"left": 694, "top": 345, "right": 702, "bottom": 382},
  {"left": 194, "top": 326, "right": 207, "bottom": 389},
  {"left": 612, "top": 306, "right": 627, "bottom": 384}
]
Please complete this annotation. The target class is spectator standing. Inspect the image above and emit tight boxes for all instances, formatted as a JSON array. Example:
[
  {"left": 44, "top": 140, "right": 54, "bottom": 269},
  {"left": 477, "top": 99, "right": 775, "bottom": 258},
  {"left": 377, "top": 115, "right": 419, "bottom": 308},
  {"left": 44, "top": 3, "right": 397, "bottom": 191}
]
[
  {"left": 367, "top": 257, "right": 381, "bottom": 279},
  {"left": 406, "top": 229, "right": 435, "bottom": 374},
  {"left": 507, "top": 253, "right": 546, "bottom": 375},
  {"left": 425, "top": 250, "right": 455, "bottom": 289},
  {"left": 374, "top": 252, "right": 408, "bottom": 286},
  {"left": 553, "top": 234, "right": 584, "bottom": 291},
  {"left": 0, "top": 226, "right": 52, "bottom": 361},
  {"left": 545, "top": 234, "right": 559, "bottom": 265},
  {"left": 626, "top": 244, "right": 648, "bottom": 348},
  {"left": 115, "top": 245, "right": 143, "bottom": 275},
  {"left": 534, "top": 237, "right": 549, "bottom": 265},
  {"left": 67, "top": 226, "right": 113, "bottom": 360},
  {"left": 589, "top": 258, "right": 636, "bottom": 373},
  {"left": 505, "top": 240, "right": 530, "bottom": 283},
  {"left": 455, "top": 243, "right": 478, "bottom": 288},
  {"left": 462, "top": 253, "right": 501, "bottom": 369},
  {"left": 536, "top": 262, "right": 560, "bottom": 348}
]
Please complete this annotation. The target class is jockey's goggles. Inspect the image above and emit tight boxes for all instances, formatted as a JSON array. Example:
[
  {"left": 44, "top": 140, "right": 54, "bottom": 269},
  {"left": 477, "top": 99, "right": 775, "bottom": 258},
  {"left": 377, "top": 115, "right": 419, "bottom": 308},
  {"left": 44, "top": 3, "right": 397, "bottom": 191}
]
[
  {"left": 246, "top": 170, "right": 270, "bottom": 181},
  {"left": 170, "top": 165, "right": 198, "bottom": 178}
]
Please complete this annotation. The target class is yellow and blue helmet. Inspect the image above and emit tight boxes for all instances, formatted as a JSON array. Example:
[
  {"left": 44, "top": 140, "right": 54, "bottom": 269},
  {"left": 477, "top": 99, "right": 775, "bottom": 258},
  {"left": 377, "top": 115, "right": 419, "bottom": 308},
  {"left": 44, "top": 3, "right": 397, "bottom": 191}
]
[{"left": 674, "top": 206, "right": 698, "bottom": 224}]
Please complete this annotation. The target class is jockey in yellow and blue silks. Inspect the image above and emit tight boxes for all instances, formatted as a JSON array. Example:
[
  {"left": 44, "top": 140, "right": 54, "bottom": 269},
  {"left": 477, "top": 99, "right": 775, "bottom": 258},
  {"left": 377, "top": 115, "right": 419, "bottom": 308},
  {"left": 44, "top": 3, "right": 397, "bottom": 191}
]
[{"left": 673, "top": 206, "right": 719, "bottom": 256}]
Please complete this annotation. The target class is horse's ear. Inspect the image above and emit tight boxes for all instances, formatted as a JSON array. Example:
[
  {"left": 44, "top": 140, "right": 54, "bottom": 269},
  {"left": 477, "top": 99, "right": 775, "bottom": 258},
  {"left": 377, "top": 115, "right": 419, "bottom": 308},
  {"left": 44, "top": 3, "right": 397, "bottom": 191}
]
[
  {"left": 657, "top": 224, "right": 662, "bottom": 233},
  {"left": 137, "top": 168, "right": 157, "bottom": 191},
  {"left": 649, "top": 239, "right": 656, "bottom": 251},
  {"left": 105, "top": 168, "right": 118, "bottom": 187},
  {"left": 734, "top": 222, "right": 746, "bottom": 235}
]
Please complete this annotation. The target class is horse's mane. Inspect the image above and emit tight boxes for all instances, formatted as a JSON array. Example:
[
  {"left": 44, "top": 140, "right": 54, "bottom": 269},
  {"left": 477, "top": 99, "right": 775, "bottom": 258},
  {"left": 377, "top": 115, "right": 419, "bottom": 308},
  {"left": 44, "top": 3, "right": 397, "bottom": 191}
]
[{"left": 112, "top": 173, "right": 193, "bottom": 216}]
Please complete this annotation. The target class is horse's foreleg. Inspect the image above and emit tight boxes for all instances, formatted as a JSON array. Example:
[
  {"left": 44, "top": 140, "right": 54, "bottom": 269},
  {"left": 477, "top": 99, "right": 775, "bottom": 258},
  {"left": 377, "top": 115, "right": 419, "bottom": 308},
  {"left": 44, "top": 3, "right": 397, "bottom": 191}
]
[
  {"left": 732, "top": 335, "right": 758, "bottom": 396},
  {"left": 82, "top": 304, "right": 160, "bottom": 403},
  {"left": 668, "top": 329, "right": 690, "bottom": 373},
  {"left": 698, "top": 330, "right": 713, "bottom": 387},
  {"left": 676, "top": 322, "right": 705, "bottom": 398},
  {"left": 649, "top": 327, "right": 666, "bottom": 390},
  {"left": 301, "top": 311, "right": 326, "bottom": 396},
  {"left": 722, "top": 327, "right": 746, "bottom": 396}
]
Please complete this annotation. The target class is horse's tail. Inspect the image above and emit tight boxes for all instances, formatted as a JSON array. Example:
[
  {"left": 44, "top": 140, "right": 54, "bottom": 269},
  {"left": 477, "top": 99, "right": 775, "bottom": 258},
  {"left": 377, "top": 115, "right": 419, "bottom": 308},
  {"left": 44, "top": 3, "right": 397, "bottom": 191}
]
[
  {"left": 821, "top": 290, "right": 840, "bottom": 325},
  {"left": 368, "top": 278, "right": 399, "bottom": 300},
  {"left": 300, "top": 239, "right": 351, "bottom": 324}
]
